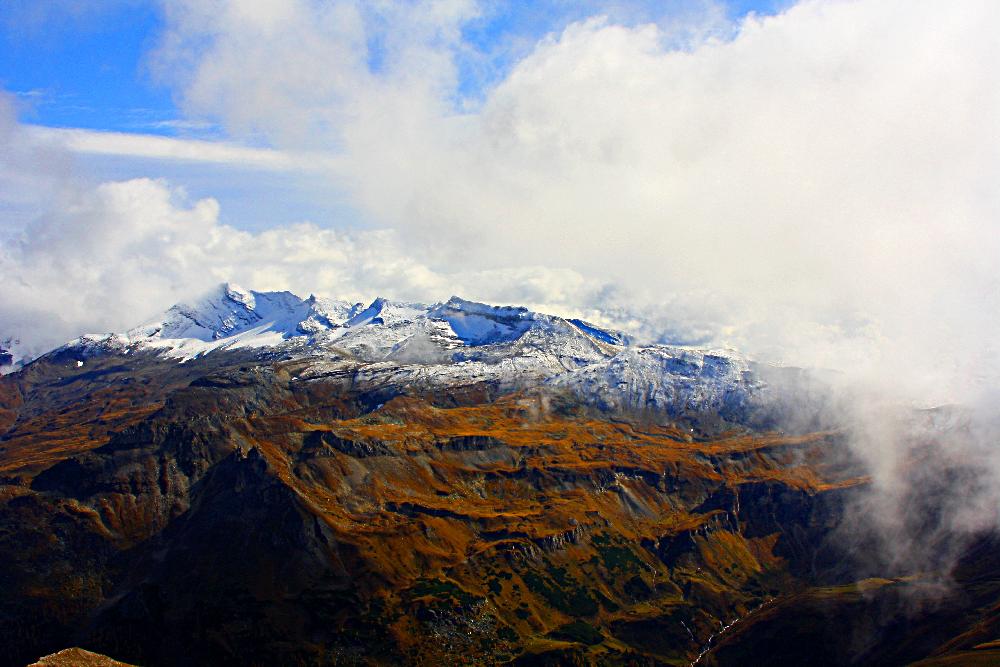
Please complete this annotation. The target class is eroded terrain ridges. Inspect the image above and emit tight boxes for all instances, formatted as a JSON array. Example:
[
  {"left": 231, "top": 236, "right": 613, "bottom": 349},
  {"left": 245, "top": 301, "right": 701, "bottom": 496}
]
[
  {"left": 1, "top": 353, "right": 997, "bottom": 666},
  {"left": 0, "top": 348, "right": 278, "bottom": 480},
  {"left": 0, "top": 352, "right": 855, "bottom": 665}
]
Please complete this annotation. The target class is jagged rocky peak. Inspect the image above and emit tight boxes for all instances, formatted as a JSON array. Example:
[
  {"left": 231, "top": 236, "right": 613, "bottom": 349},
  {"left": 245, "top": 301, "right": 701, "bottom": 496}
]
[
  {"left": 223, "top": 282, "right": 255, "bottom": 309},
  {"left": 430, "top": 295, "right": 626, "bottom": 347},
  {"left": 343, "top": 296, "right": 428, "bottom": 328},
  {"left": 54, "top": 285, "right": 629, "bottom": 360},
  {"left": 120, "top": 282, "right": 379, "bottom": 344},
  {"left": 23, "top": 284, "right": 770, "bottom": 420},
  {"left": 430, "top": 296, "right": 538, "bottom": 345},
  {"left": 298, "top": 294, "right": 365, "bottom": 334},
  {"left": 129, "top": 283, "right": 321, "bottom": 341}
]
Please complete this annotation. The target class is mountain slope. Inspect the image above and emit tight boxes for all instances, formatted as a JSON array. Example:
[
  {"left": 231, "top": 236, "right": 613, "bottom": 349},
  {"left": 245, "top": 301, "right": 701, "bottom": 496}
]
[
  {"left": 0, "top": 355, "right": 864, "bottom": 665},
  {"left": 0, "top": 287, "right": 996, "bottom": 666}
]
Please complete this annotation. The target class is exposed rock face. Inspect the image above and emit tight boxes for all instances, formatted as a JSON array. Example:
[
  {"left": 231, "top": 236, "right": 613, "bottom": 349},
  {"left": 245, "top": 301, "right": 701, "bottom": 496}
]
[{"left": 0, "top": 340, "right": 997, "bottom": 665}]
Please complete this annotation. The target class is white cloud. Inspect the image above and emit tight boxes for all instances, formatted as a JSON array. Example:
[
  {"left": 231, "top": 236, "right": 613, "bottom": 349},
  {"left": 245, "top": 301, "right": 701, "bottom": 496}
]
[
  {"left": 27, "top": 125, "right": 338, "bottom": 171},
  {"left": 0, "top": 175, "right": 610, "bottom": 364}
]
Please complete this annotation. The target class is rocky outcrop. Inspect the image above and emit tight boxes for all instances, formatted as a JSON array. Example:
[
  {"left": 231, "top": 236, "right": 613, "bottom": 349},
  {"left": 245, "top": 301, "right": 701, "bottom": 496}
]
[
  {"left": 302, "top": 430, "right": 397, "bottom": 458},
  {"left": 28, "top": 648, "right": 135, "bottom": 667}
]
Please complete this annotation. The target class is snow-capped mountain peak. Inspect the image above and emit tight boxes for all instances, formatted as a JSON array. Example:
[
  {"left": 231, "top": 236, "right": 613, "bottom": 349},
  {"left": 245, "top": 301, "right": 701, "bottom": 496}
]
[
  {"left": 36, "top": 284, "right": 764, "bottom": 420},
  {"left": 223, "top": 282, "right": 255, "bottom": 310},
  {"left": 430, "top": 296, "right": 538, "bottom": 345},
  {"left": 122, "top": 283, "right": 376, "bottom": 344}
]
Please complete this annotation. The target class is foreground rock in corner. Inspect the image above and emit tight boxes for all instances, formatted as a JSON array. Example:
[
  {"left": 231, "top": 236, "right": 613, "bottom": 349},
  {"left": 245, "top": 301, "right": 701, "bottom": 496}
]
[{"left": 28, "top": 648, "right": 136, "bottom": 667}]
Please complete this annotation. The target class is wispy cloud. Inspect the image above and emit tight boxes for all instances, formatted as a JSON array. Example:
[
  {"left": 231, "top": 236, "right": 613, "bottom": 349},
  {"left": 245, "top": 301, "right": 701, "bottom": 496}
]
[
  {"left": 12, "top": 88, "right": 48, "bottom": 100},
  {"left": 141, "top": 118, "right": 217, "bottom": 132},
  {"left": 26, "top": 125, "right": 339, "bottom": 172}
]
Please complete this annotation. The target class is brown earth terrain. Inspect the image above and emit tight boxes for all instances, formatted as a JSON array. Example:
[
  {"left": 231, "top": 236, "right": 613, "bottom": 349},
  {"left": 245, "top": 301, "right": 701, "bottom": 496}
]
[{"left": 27, "top": 647, "right": 135, "bottom": 667}]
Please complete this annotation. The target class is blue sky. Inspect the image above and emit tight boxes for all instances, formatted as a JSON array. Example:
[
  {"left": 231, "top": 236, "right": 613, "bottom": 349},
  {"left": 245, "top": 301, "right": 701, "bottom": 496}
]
[{"left": 1, "top": 2, "right": 175, "bottom": 132}]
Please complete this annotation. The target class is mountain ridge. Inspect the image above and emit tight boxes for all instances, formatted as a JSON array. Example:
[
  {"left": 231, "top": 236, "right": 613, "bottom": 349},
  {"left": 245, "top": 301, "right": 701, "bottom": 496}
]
[{"left": 29, "top": 283, "right": 763, "bottom": 426}]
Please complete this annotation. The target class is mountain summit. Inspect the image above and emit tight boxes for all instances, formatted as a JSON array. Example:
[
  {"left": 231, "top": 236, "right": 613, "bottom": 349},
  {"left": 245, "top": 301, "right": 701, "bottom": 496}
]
[{"left": 58, "top": 283, "right": 759, "bottom": 421}]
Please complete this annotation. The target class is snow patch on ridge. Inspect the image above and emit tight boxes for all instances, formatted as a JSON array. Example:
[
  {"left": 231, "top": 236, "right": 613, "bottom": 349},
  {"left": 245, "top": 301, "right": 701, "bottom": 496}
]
[
  {"left": 0, "top": 337, "right": 26, "bottom": 374},
  {"left": 568, "top": 318, "right": 626, "bottom": 346},
  {"left": 432, "top": 297, "right": 537, "bottom": 345}
]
